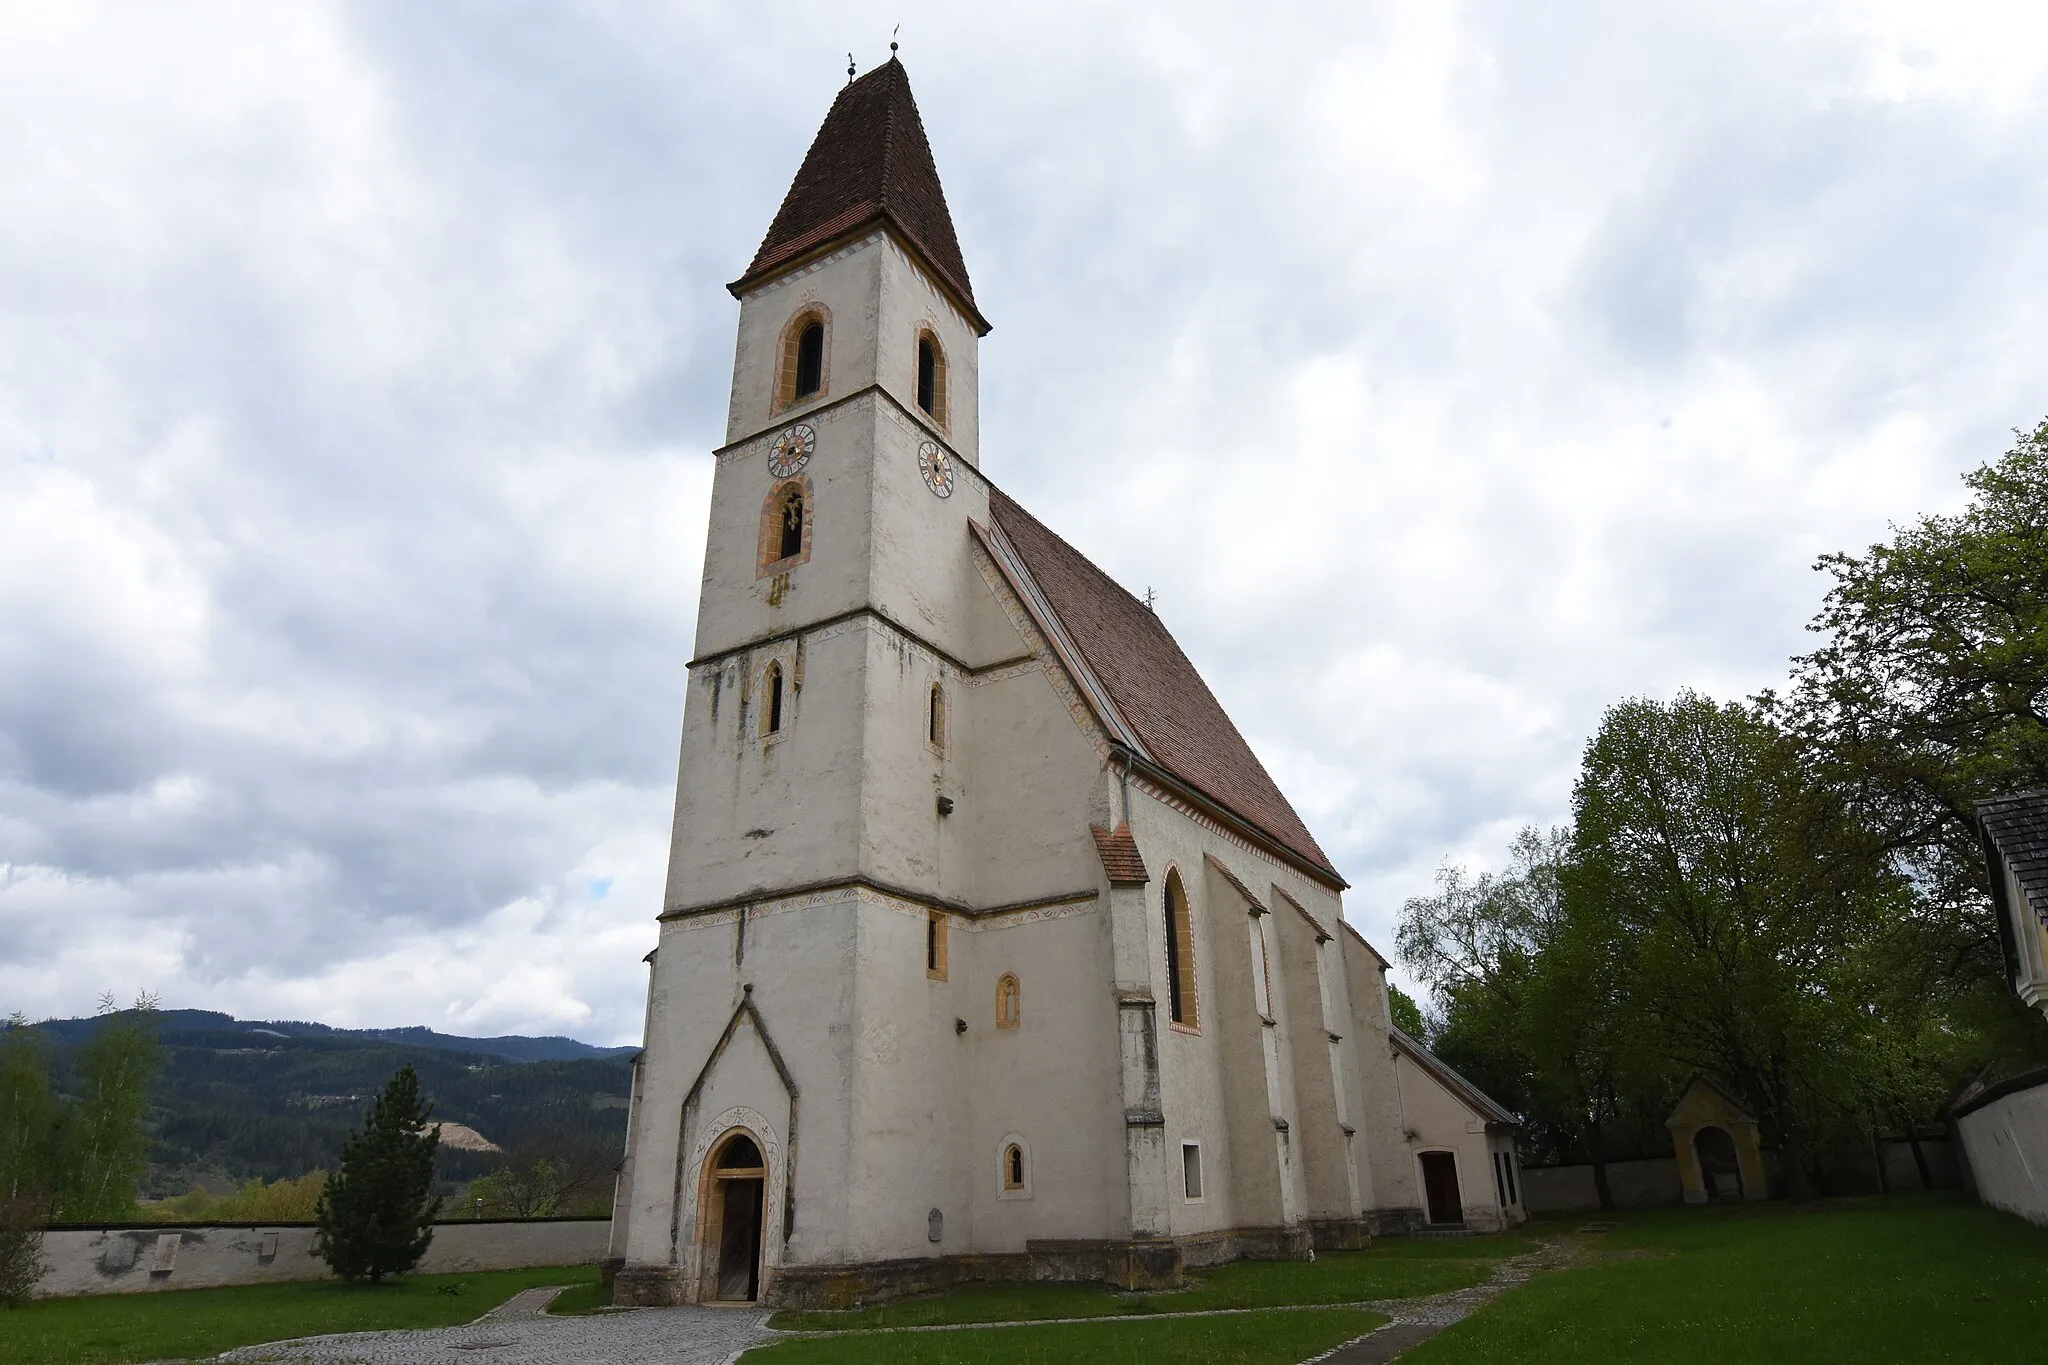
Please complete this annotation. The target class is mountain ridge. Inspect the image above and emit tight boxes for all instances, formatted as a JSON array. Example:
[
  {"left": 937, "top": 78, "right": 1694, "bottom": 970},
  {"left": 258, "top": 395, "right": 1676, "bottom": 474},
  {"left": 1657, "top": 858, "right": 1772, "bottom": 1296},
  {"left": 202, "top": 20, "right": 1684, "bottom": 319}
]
[{"left": 29, "top": 1008, "right": 639, "bottom": 1064}]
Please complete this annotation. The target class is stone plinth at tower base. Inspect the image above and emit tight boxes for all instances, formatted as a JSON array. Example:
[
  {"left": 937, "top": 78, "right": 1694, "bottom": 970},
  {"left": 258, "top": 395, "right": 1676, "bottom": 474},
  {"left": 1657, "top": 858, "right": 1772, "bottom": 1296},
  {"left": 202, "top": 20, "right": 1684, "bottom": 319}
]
[{"left": 613, "top": 1225, "right": 1339, "bottom": 1309}]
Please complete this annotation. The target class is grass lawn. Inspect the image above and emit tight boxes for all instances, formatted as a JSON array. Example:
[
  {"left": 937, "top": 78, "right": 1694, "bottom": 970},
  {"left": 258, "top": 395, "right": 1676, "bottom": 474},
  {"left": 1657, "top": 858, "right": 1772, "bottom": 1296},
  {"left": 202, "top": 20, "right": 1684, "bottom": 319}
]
[
  {"left": 544, "top": 1278, "right": 612, "bottom": 1315},
  {"left": 768, "top": 1236, "right": 1536, "bottom": 1331},
  {"left": 744, "top": 1306, "right": 1388, "bottom": 1364},
  {"left": 0, "top": 1264, "right": 599, "bottom": 1365},
  {"left": 1408, "top": 1194, "right": 2048, "bottom": 1364}
]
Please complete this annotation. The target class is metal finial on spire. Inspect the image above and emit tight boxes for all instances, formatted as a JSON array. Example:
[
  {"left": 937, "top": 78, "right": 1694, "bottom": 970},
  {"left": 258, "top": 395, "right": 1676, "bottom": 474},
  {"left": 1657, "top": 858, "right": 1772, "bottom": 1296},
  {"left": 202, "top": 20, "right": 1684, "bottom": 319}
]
[
  {"left": 891, "top": 23, "right": 899, "bottom": 55},
  {"left": 847, "top": 52, "right": 856, "bottom": 82}
]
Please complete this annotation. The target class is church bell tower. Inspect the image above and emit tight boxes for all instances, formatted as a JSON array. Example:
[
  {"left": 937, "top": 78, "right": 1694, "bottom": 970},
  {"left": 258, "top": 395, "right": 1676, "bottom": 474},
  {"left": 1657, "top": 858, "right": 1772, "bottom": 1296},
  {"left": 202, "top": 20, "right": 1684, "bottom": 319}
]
[{"left": 611, "top": 57, "right": 1008, "bottom": 1306}]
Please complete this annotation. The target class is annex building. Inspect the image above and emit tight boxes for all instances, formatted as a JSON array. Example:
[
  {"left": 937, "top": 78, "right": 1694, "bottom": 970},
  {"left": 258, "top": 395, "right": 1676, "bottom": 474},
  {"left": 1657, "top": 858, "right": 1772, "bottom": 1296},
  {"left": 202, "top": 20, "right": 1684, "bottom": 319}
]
[{"left": 609, "top": 58, "right": 1524, "bottom": 1308}]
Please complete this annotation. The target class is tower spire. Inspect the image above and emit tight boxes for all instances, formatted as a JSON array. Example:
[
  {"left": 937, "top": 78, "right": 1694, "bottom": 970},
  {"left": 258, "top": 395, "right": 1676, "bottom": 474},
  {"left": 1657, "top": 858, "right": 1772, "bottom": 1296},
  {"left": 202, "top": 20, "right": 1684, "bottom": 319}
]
[{"left": 731, "top": 59, "right": 986, "bottom": 334}]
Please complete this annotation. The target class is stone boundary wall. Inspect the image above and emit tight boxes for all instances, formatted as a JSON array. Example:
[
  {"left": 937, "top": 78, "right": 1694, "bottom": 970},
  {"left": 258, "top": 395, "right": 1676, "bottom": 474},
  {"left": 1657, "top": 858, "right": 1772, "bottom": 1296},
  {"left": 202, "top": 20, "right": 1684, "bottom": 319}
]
[
  {"left": 1957, "top": 1077, "right": 2048, "bottom": 1227},
  {"left": 32, "top": 1218, "right": 610, "bottom": 1299},
  {"left": 1518, "top": 1158, "right": 1683, "bottom": 1212}
]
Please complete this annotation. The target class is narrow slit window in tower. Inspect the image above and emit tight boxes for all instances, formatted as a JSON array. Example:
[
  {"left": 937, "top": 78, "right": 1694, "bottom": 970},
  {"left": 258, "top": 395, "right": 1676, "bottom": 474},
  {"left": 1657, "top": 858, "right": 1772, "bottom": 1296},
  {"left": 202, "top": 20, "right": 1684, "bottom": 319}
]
[
  {"left": 926, "top": 911, "right": 949, "bottom": 980},
  {"left": 996, "top": 973, "right": 1020, "bottom": 1028},
  {"left": 928, "top": 683, "right": 946, "bottom": 749},
  {"left": 762, "top": 662, "right": 783, "bottom": 736},
  {"left": 794, "top": 321, "right": 824, "bottom": 399}
]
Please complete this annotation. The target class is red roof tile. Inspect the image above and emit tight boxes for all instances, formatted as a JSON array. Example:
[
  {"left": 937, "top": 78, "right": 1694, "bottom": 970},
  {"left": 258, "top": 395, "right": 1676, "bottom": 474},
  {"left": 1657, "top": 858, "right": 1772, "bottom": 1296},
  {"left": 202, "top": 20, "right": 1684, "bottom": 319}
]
[
  {"left": 1091, "top": 824, "right": 1150, "bottom": 885},
  {"left": 733, "top": 59, "right": 979, "bottom": 323},
  {"left": 991, "top": 489, "right": 1341, "bottom": 884}
]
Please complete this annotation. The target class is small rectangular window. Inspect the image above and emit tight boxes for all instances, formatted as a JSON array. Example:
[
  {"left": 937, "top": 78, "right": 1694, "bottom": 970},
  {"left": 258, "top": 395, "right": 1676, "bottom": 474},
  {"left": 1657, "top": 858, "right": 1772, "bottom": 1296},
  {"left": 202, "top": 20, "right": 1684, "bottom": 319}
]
[
  {"left": 1181, "top": 1142, "right": 1204, "bottom": 1201},
  {"left": 926, "top": 912, "right": 949, "bottom": 980}
]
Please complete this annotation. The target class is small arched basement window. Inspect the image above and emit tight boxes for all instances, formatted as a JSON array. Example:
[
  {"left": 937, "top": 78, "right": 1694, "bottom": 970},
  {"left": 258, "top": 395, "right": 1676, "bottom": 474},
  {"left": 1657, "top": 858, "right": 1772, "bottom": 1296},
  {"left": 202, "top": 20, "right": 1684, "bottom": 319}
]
[
  {"left": 996, "top": 973, "right": 1020, "bottom": 1029},
  {"left": 793, "top": 321, "right": 824, "bottom": 400},
  {"left": 1163, "top": 869, "right": 1198, "bottom": 1029},
  {"left": 1003, "top": 1144, "right": 1025, "bottom": 1191},
  {"left": 916, "top": 332, "right": 946, "bottom": 423},
  {"left": 928, "top": 683, "right": 946, "bottom": 751},
  {"left": 760, "top": 662, "right": 784, "bottom": 736}
]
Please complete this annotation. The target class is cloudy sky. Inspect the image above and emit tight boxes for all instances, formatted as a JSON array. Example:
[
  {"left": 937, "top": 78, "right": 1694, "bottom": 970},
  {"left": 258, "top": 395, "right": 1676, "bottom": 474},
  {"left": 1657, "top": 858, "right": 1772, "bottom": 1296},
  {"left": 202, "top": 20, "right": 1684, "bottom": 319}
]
[{"left": 4, "top": 1, "right": 2045, "bottom": 1043}]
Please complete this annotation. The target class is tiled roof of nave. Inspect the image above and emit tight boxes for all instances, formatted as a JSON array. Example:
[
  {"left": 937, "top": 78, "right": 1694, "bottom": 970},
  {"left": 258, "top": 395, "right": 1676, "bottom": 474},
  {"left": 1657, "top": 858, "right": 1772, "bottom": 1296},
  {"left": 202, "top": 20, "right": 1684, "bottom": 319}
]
[{"left": 990, "top": 488, "right": 1341, "bottom": 883}]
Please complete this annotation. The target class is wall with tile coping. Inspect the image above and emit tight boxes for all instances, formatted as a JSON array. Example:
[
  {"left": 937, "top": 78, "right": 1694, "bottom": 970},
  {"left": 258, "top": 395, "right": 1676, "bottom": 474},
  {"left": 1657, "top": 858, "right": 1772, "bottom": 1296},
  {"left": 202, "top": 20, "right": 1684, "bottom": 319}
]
[{"left": 32, "top": 1218, "right": 609, "bottom": 1298}]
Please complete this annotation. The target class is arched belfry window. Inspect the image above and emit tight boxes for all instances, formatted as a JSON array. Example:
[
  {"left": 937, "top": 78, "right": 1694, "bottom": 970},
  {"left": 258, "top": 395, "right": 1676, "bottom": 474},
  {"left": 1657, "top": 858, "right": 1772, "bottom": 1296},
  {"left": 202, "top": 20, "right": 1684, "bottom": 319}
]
[
  {"left": 1163, "top": 869, "right": 1199, "bottom": 1029},
  {"left": 794, "top": 321, "right": 823, "bottom": 399},
  {"left": 760, "top": 662, "right": 784, "bottom": 737},
  {"left": 928, "top": 683, "right": 946, "bottom": 752},
  {"left": 777, "top": 308, "right": 829, "bottom": 409},
  {"left": 759, "top": 478, "right": 812, "bottom": 578},
  {"left": 996, "top": 973, "right": 1020, "bottom": 1029},
  {"left": 778, "top": 485, "right": 804, "bottom": 560},
  {"left": 915, "top": 331, "right": 947, "bottom": 425}
]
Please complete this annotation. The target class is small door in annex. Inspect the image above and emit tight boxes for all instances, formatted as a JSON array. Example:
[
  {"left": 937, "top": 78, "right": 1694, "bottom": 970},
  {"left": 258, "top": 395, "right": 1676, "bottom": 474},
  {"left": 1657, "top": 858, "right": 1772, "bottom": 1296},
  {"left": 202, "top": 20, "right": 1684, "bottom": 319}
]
[{"left": 1420, "top": 1151, "right": 1463, "bottom": 1226}]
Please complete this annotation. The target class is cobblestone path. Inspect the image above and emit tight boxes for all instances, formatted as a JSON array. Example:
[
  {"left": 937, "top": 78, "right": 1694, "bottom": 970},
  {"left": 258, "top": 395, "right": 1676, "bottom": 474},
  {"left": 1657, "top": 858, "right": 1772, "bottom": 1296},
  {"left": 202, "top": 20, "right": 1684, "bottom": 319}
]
[
  {"left": 1309, "top": 1235, "right": 1612, "bottom": 1363},
  {"left": 208, "top": 1288, "right": 772, "bottom": 1365}
]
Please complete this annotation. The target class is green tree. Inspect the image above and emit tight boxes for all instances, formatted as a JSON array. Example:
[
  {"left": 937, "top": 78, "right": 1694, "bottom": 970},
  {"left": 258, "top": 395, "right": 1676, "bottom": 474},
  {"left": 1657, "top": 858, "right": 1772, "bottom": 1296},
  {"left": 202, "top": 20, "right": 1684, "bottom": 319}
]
[
  {"left": 0, "top": 1017, "right": 54, "bottom": 1306},
  {"left": 1385, "top": 984, "right": 1427, "bottom": 1039},
  {"left": 1775, "top": 419, "right": 2048, "bottom": 1069},
  {"left": 54, "top": 998, "right": 161, "bottom": 1222},
  {"left": 0, "top": 1017, "right": 57, "bottom": 1211},
  {"left": 1572, "top": 691, "right": 1902, "bottom": 1199},
  {"left": 315, "top": 1066, "right": 442, "bottom": 1283}
]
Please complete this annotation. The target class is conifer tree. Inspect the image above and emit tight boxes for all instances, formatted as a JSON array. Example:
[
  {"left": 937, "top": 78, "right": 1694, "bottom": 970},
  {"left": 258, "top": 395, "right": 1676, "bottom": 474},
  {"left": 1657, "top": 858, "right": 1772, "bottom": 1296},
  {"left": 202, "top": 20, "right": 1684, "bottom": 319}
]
[{"left": 315, "top": 1065, "right": 442, "bottom": 1283}]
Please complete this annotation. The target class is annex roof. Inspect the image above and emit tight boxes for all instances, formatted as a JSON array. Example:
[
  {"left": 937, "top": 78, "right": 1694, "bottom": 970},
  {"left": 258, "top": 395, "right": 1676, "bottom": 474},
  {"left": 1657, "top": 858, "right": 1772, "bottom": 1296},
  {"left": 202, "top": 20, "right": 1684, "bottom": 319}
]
[
  {"left": 1980, "top": 790, "right": 2048, "bottom": 925},
  {"left": 987, "top": 488, "right": 1342, "bottom": 886},
  {"left": 733, "top": 58, "right": 982, "bottom": 329},
  {"left": 1390, "top": 1026, "right": 1519, "bottom": 1131}
]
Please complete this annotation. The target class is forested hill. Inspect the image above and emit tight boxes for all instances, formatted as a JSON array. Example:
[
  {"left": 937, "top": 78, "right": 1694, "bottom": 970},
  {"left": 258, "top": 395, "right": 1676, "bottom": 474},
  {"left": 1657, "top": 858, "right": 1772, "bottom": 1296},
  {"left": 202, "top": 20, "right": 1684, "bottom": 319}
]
[
  {"left": 32, "top": 1008, "right": 637, "bottom": 1064},
  {"left": 28, "top": 1010, "right": 636, "bottom": 1196}
]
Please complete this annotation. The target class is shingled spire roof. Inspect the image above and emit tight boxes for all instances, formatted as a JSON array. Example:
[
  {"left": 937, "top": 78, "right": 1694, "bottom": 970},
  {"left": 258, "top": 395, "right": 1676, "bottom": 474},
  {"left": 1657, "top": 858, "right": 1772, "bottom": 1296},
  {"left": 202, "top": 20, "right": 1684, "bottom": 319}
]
[{"left": 732, "top": 58, "right": 983, "bottom": 331}]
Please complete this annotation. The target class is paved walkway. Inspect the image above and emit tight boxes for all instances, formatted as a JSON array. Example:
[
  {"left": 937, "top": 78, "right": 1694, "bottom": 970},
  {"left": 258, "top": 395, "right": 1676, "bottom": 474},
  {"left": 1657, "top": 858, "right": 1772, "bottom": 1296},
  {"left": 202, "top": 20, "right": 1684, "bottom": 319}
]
[
  {"left": 211, "top": 1288, "right": 772, "bottom": 1365},
  {"left": 203, "top": 1236, "right": 1604, "bottom": 1364}
]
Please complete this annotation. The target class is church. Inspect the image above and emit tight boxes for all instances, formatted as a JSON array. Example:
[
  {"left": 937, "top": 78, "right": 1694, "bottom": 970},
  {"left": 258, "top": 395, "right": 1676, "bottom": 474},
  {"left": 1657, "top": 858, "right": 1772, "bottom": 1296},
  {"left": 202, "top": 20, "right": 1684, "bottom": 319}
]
[{"left": 608, "top": 56, "right": 1524, "bottom": 1309}]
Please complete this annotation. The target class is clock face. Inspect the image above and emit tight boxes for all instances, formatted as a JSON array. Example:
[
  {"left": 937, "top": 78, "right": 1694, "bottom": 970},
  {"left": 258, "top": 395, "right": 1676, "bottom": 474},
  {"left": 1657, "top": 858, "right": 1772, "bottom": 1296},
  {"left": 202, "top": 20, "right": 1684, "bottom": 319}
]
[
  {"left": 768, "top": 424, "right": 815, "bottom": 478},
  {"left": 918, "top": 440, "right": 954, "bottom": 499}
]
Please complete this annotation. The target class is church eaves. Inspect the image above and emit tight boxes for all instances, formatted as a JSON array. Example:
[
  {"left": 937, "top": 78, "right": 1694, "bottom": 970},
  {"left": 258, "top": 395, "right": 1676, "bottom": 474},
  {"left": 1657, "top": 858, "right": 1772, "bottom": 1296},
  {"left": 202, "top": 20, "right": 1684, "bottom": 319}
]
[
  {"left": 732, "top": 58, "right": 984, "bottom": 332},
  {"left": 989, "top": 488, "right": 1343, "bottom": 886}
]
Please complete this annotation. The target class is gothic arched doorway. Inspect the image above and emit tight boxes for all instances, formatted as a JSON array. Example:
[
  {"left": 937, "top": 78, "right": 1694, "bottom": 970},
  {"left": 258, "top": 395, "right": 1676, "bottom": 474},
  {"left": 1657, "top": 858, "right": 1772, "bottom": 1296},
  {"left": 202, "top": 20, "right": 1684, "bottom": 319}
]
[
  {"left": 699, "top": 1131, "right": 767, "bottom": 1301},
  {"left": 1694, "top": 1125, "right": 1743, "bottom": 1201}
]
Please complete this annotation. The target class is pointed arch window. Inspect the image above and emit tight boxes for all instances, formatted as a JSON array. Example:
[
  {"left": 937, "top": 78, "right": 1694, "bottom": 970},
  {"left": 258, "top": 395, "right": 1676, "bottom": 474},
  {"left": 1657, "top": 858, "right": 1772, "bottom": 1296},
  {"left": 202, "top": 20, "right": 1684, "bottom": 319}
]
[
  {"left": 778, "top": 485, "right": 805, "bottom": 560},
  {"left": 759, "top": 478, "right": 813, "bottom": 577},
  {"left": 995, "top": 973, "right": 1020, "bottom": 1029},
  {"left": 915, "top": 331, "right": 947, "bottom": 425},
  {"left": 928, "top": 682, "right": 947, "bottom": 752},
  {"left": 793, "top": 322, "right": 824, "bottom": 399},
  {"left": 777, "top": 308, "right": 830, "bottom": 410},
  {"left": 1163, "top": 869, "right": 1199, "bottom": 1030},
  {"left": 760, "top": 661, "right": 785, "bottom": 737}
]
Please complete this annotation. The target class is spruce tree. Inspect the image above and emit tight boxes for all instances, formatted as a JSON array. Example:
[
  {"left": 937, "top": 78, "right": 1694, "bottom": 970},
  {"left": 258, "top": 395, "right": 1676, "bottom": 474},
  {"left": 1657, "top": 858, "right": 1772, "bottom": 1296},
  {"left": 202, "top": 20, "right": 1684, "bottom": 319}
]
[{"left": 315, "top": 1065, "right": 442, "bottom": 1283}]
